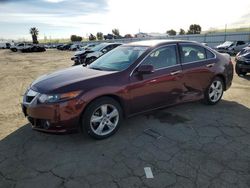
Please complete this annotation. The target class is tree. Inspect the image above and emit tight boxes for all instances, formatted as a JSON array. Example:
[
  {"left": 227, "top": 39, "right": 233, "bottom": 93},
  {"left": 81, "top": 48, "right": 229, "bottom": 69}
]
[
  {"left": 179, "top": 28, "right": 185, "bottom": 35},
  {"left": 124, "top": 34, "right": 133, "bottom": 38},
  {"left": 70, "top": 35, "right": 82, "bottom": 42},
  {"left": 112, "top": 28, "right": 120, "bottom": 37},
  {"left": 187, "top": 24, "right": 202, "bottom": 34},
  {"left": 89, "top": 33, "right": 96, "bottom": 41},
  {"left": 30, "top": 27, "right": 39, "bottom": 44},
  {"left": 96, "top": 32, "right": 104, "bottom": 40},
  {"left": 166, "top": 29, "right": 177, "bottom": 36}
]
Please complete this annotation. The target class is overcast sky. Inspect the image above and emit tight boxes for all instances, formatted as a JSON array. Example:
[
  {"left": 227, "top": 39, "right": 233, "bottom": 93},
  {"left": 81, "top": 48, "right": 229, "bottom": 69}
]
[{"left": 0, "top": 0, "right": 250, "bottom": 40}]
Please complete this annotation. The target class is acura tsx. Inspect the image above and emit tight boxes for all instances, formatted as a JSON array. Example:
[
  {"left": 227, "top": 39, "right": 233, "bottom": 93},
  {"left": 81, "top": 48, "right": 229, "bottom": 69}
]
[{"left": 22, "top": 40, "right": 233, "bottom": 139}]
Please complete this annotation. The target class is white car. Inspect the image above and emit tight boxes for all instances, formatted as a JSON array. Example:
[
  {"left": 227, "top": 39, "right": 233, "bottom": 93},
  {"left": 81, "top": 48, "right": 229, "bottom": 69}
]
[
  {"left": 0, "top": 42, "right": 11, "bottom": 49},
  {"left": 216, "top": 41, "right": 249, "bottom": 55}
]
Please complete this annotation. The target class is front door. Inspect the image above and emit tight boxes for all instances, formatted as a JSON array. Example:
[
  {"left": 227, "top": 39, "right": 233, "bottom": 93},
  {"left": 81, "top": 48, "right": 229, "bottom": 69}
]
[{"left": 128, "top": 44, "right": 183, "bottom": 114}]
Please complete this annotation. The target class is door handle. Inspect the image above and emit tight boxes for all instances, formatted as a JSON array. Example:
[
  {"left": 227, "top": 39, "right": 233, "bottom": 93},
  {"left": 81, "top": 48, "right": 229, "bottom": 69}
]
[
  {"left": 170, "top": 70, "right": 182, "bottom": 75},
  {"left": 206, "top": 63, "right": 215, "bottom": 68}
]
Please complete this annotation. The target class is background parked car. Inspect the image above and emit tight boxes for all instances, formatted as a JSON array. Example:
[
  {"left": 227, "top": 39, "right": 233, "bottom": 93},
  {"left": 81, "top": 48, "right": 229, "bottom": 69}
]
[
  {"left": 44, "top": 43, "right": 57, "bottom": 49},
  {"left": 78, "top": 43, "right": 97, "bottom": 51},
  {"left": 70, "top": 44, "right": 84, "bottom": 51},
  {"left": 215, "top": 41, "right": 249, "bottom": 55},
  {"left": 235, "top": 47, "right": 250, "bottom": 76},
  {"left": 0, "top": 42, "right": 11, "bottom": 49},
  {"left": 20, "top": 44, "right": 46, "bottom": 53},
  {"left": 104, "top": 34, "right": 115, "bottom": 40},
  {"left": 10, "top": 43, "right": 30, "bottom": 52},
  {"left": 57, "top": 43, "right": 72, "bottom": 50},
  {"left": 71, "top": 43, "right": 122, "bottom": 66}
]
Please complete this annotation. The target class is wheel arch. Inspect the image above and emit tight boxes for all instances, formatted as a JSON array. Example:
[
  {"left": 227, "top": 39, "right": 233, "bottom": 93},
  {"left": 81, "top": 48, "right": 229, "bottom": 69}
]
[
  {"left": 79, "top": 94, "right": 126, "bottom": 128},
  {"left": 214, "top": 74, "right": 226, "bottom": 90}
]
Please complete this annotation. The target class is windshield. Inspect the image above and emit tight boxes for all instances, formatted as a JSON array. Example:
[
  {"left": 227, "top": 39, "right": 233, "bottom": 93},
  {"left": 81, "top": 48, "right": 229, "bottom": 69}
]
[
  {"left": 89, "top": 46, "right": 148, "bottom": 71},
  {"left": 222, "top": 41, "right": 234, "bottom": 46},
  {"left": 90, "top": 43, "right": 109, "bottom": 51}
]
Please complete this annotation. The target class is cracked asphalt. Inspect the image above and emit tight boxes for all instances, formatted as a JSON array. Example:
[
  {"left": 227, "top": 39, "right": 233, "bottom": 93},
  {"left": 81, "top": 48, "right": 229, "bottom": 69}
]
[{"left": 0, "top": 49, "right": 250, "bottom": 188}]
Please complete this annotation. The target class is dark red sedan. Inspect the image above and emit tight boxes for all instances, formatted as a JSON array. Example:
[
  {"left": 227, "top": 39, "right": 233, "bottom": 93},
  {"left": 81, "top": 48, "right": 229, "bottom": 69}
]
[{"left": 22, "top": 40, "right": 233, "bottom": 139}]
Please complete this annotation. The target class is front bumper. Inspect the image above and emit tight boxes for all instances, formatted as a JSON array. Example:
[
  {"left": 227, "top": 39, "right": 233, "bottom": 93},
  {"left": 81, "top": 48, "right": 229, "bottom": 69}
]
[
  {"left": 21, "top": 91, "right": 86, "bottom": 133},
  {"left": 236, "top": 60, "right": 250, "bottom": 72},
  {"left": 237, "top": 64, "right": 250, "bottom": 70}
]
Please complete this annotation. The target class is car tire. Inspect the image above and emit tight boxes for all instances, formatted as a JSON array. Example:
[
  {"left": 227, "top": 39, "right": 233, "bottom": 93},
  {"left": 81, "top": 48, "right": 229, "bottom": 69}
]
[
  {"left": 81, "top": 97, "right": 123, "bottom": 139},
  {"left": 203, "top": 77, "right": 224, "bottom": 105}
]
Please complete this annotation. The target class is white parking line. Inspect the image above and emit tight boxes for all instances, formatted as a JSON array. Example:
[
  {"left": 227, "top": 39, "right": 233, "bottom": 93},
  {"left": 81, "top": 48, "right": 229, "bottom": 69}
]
[{"left": 144, "top": 167, "right": 154, "bottom": 178}]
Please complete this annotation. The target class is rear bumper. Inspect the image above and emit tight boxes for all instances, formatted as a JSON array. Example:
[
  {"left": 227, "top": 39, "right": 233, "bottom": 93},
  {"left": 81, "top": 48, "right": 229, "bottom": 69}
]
[{"left": 224, "top": 63, "right": 234, "bottom": 90}]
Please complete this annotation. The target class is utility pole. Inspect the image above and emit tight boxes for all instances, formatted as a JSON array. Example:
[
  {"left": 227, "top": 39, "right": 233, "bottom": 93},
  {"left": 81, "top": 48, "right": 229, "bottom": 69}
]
[
  {"left": 248, "top": 24, "right": 250, "bottom": 42},
  {"left": 224, "top": 24, "right": 227, "bottom": 42}
]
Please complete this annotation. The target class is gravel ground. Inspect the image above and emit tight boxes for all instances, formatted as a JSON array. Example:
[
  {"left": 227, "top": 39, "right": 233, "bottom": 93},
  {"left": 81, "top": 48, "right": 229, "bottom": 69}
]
[{"left": 0, "top": 49, "right": 250, "bottom": 188}]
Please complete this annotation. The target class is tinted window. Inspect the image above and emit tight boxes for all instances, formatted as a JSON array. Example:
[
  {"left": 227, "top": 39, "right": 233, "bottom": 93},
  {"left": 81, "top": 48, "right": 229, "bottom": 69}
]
[
  {"left": 237, "top": 41, "right": 245, "bottom": 45},
  {"left": 180, "top": 44, "right": 206, "bottom": 63},
  {"left": 206, "top": 49, "right": 215, "bottom": 59},
  {"left": 142, "top": 45, "right": 178, "bottom": 69}
]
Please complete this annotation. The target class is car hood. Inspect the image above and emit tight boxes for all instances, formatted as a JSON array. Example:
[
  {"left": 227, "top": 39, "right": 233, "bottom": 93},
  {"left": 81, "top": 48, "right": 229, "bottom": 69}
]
[
  {"left": 86, "top": 51, "right": 103, "bottom": 58},
  {"left": 74, "top": 50, "right": 93, "bottom": 56},
  {"left": 31, "top": 65, "right": 115, "bottom": 94},
  {"left": 216, "top": 43, "right": 233, "bottom": 49}
]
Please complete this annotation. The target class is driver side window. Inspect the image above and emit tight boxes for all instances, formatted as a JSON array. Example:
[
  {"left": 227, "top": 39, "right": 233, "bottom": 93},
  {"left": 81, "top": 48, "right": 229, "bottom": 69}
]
[{"left": 142, "top": 45, "right": 178, "bottom": 70}]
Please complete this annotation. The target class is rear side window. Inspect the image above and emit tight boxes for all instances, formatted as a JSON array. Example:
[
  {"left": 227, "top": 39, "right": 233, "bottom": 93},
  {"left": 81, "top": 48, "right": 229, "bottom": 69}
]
[{"left": 180, "top": 44, "right": 206, "bottom": 63}]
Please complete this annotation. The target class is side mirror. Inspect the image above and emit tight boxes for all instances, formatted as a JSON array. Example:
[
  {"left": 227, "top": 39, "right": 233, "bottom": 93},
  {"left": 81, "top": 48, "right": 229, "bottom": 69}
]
[
  {"left": 137, "top": 65, "right": 154, "bottom": 74},
  {"left": 102, "top": 49, "right": 107, "bottom": 53}
]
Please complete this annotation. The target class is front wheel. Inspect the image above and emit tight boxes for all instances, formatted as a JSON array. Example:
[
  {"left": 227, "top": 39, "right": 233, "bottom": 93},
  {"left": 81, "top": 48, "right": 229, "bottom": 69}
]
[
  {"left": 81, "top": 97, "right": 123, "bottom": 139},
  {"left": 204, "top": 77, "right": 224, "bottom": 105}
]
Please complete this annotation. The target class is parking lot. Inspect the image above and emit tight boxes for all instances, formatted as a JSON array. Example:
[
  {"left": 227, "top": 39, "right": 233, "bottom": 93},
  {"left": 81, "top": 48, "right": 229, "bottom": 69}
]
[{"left": 0, "top": 49, "right": 250, "bottom": 188}]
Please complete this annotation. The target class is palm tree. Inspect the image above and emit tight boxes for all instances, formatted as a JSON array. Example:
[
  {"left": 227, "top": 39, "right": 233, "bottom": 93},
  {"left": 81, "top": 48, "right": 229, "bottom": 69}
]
[{"left": 30, "top": 27, "right": 39, "bottom": 44}]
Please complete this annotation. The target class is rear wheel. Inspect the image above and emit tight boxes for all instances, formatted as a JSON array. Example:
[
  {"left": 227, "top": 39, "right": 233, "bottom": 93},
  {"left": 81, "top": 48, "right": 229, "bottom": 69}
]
[
  {"left": 81, "top": 97, "right": 123, "bottom": 139},
  {"left": 204, "top": 77, "right": 224, "bottom": 105}
]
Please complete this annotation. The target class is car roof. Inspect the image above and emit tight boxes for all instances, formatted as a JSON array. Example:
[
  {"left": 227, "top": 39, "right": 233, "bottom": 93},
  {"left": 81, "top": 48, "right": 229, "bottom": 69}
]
[
  {"left": 126, "top": 40, "right": 198, "bottom": 47},
  {"left": 99, "top": 42, "right": 123, "bottom": 46}
]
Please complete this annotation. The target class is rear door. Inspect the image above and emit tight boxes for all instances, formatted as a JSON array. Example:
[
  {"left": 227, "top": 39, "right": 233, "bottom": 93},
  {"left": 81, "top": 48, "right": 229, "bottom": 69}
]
[{"left": 178, "top": 43, "right": 217, "bottom": 101}]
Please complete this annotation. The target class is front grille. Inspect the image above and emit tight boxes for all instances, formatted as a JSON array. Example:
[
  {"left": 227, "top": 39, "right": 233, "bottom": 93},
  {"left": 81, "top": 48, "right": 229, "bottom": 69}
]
[{"left": 238, "top": 60, "right": 250, "bottom": 65}]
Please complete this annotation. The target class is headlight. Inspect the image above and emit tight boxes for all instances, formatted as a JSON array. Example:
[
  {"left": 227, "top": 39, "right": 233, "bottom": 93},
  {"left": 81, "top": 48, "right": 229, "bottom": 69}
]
[
  {"left": 38, "top": 91, "right": 82, "bottom": 103},
  {"left": 237, "top": 56, "right": 246, "bottom": 61}
]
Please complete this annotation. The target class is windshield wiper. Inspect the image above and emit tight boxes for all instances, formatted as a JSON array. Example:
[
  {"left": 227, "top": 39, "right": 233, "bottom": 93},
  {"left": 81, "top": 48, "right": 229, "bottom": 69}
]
[
  {"left": 89, "top": 66, "right": 117, "bottom": 71},
  {"left": 89, "top": 66, "right": 104, "bottom": 71}
]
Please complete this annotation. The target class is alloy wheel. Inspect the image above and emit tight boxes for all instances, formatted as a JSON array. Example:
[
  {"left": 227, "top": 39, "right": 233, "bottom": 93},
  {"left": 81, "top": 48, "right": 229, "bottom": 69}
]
[
  {"left": 208, "top": 80, "right": 223, "bottom": 102},
  {"left": 90, "top": 104, "right": 119, "bottom": 136}
]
